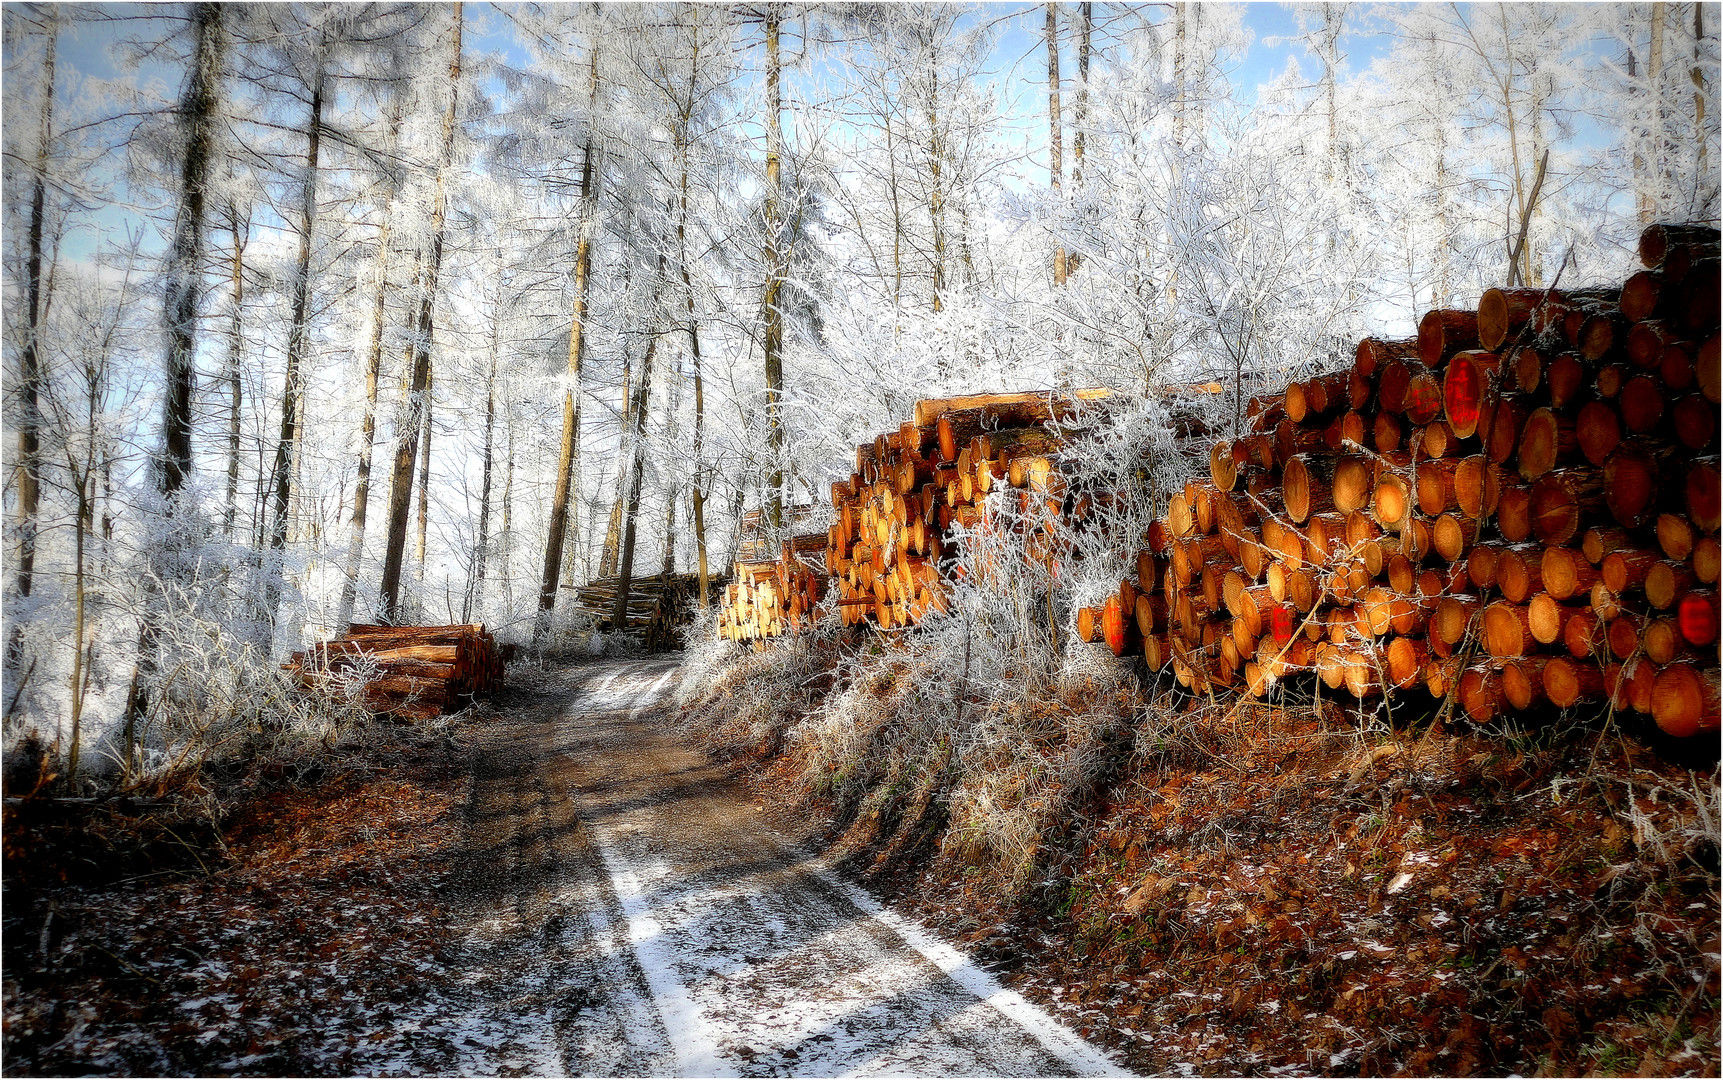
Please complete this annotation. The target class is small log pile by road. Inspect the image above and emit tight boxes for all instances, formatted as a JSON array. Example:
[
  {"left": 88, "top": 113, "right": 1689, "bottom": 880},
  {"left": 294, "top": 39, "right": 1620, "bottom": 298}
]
[
  {"left": 1084, "top": 222, "right": 1719, "bottom": 742},
  {"left": 284, "top": 623, "right": 510, "bottom": 722}
]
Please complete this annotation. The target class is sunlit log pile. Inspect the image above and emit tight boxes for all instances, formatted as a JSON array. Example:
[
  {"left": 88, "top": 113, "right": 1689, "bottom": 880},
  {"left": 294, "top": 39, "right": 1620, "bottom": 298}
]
[
  {"left": 1082, "top": 222, "right": 1719, "bottom": 742},
  {"left": 284, "top": 623, "right": 509, "bottom": 722},
  {"left": 718, "top": 533, "right": 828, "bottom": 643},
  {"left": 824, "top": 389, "right": 1125, "bottom": 630}
]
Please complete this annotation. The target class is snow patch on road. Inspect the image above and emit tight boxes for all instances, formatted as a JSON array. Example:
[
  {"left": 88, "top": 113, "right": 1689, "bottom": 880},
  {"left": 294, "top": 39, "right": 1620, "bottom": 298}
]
[
  {"left": 629, "top": 668, "right": 679, "bottom": 718},
  {"left": 595, "top": 847, "right": 738, "bottom": 1079},
  {"left": 806, "top": 864, "right": 1131, "bottom": 1078},
  {"left": 567, "top": 657, "right": 1128, "bottom": 1077}
]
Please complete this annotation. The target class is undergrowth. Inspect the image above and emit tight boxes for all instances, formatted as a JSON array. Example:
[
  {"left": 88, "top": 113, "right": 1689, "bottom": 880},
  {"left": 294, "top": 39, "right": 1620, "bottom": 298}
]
[{"left": 676, "top": 600, "right": 1146, "bottom": 895}]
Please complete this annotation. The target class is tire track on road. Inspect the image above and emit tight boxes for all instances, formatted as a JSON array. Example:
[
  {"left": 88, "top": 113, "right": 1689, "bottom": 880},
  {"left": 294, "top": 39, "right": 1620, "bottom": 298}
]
[{"left": 563, "top": 656, "right": 1129, "bottom": 1078}]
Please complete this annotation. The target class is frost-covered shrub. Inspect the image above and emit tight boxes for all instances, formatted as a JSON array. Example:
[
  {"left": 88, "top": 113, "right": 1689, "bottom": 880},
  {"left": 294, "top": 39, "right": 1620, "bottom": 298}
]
[
  {"left": 677, "top": 392, "right": 1207, "bottom": 887},
  {"left": 525, "top": 604, "right": 601, "bottom": 661},
  {"left": 789, "top": 614, "right": 1138, "bottom": 888},
  {"left": 675, "top": 608, "right": 843, "bottom": 758}
]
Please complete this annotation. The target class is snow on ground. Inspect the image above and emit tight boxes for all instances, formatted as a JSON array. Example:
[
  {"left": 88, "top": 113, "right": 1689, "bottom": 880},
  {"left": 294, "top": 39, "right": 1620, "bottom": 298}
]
[{"left": 558, "top": 658, "right": 1131, "bottom": 1078}]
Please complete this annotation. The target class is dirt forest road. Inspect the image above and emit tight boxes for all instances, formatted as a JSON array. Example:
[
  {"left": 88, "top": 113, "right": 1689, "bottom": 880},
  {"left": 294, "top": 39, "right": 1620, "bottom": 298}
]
[{"left": 434, "top": 656, "right": 1128, "bottom": 1077}]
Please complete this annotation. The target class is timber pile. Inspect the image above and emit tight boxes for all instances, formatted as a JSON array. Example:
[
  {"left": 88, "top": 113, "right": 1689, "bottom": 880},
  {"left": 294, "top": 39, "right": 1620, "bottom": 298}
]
[
  {"left": 717, "top": 533, "right": 829, "bottom": 642},
  {"left": 825, "top": 389, "right": 1119, "bottom": 630},
  {"left": 284, "top": 623, "right": 509, "bottom": 722},
  {"left": 1085, "top": 221, "right": 1719, "bottom": 742},
  {"left": 570, "top": 571, "right": 709, "bottom": 650},
  {"left": 735, "top": 506, "right": 826, "bottom": 564}
]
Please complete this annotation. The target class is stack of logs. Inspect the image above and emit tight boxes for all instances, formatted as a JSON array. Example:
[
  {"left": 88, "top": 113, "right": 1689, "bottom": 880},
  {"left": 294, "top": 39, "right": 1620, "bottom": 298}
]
[
  {"left": 1084, "top": 221, "right": 1720, "bottom": 741},
  {"left": 285, "top": 623, "right": 509, "bottom": 722},
  {"left": 721, "top": 387, "right": 1216, "bottom": 642},
  {"left": 571, "top": 571, "right": 710, "bottom": 651},
  {"left": 718, "top": 533, "right": 829, "bottom": 643},
  {"left": 825, "top": 390, "right": 1115, "bottom": 630}
]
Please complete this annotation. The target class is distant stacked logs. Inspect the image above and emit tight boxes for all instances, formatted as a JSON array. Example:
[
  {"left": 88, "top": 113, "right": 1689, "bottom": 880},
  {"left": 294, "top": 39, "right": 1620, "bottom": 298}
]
[
  {"left": 825, "top": 389, "right": 1117, "bottom": 630},
  {"left": 571, "top": 572, "right": 709, "bottom": 651},
  {"left": 285, "top": 624, "right": 509, "bottom": 722},
  {"left": 1103, "top": 222, "right": 1719, "bottom": 741},
  {"left": 734, "top": 505, "right": 826, "bottom": 564},
  {"left": 717, "top": 534, "right": 829, "bottom": 642}
]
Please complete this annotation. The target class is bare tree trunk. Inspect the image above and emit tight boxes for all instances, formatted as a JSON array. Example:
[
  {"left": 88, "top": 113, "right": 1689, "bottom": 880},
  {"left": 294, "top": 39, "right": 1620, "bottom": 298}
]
[
  {"left": 1323, "top": 3, "right": 1340, "bottom": 180},
  {"left": 612, "top": 335, "right": 658, "bottom": 628},
  {"left": 411, "top": 365, "right": 434, "bottom": 618},
  {"left": 379, "top": 4, "right": 462, "bottom": 623},
  {"left": 661, "top": 488, "right": 677, "bottom": 576},
  {"left": 67, "top": 475, "right": 89, "bottom": 780},
  {"left": 535, "top": 36, "right": 600, "bottom": 638},
  {"left": 335, "top": 101, "right": 406, "bottom": 629},
  {"left": 1649, "top": 1, "right": 1667, "bottom": 218},
  {"left": 599, "top": 498, "right": 624, "bottom": 577},
  {"left": 1320, "top": 4, "right": 1343, "bottom": 267},
  {"left": 159, "top": 2, "right": 225, "bottom": 499},
  {"left": 222, "top": 203, "right": 248, "bottom": 536},
  {"left": 123, "top": 1, "right": 225, "bottom": 747},
  {"left": 1528, "top": 63, "right": 1552, "bottom": 284},
  {"left": 1073, "top": 2, "right": 1088, "bottom": 185},
  {"left": 928, "top": 68, "right": 946, "bottom": 315},
  {"left": 1696, "top": 3, "right": 1709, "bottom": 183},
  {"left": 599, "top": 341, "right": 633, "bottom": 578},
  {"left": 660, "top": 370, "right": 681, "bottom": 577},
  {"left": 1173, "top": 3, "right": 1186, "bottom": 149},
  {"left": 470, "top": 304, "right": 501, "bottom": 618},
  {"left": 414, "top": 367, "right": 432, "bottom": 562},
  {"left": 1047, "top": 3, "right": 1065, "bottom": 286},
  {"left": 265, "top": 62, "right": 324, "bottom": 630},
  {"left": 1068, "top": 0, "right": 1089, "bottom": 278},
  {"left": 14, "top": 8, "right": 56, "bottom": 605},
  {"left": 501, "top": 412, "right": 515, "bottom": 611},
  {"left": 763, "top": 4, "right": 786, "bottom": 530},
  {"left": 677, "top": 109, "right": 711, "bottom": 607}
]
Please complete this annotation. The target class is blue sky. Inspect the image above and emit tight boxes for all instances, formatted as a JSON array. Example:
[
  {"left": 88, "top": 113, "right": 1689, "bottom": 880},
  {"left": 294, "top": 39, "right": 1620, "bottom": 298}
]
[
  {"left": 42, "top": 3, "right": 1403, "bottom": 133},
  {"left": 27, "top": 2, "right": 1407, "bottom": 263}
]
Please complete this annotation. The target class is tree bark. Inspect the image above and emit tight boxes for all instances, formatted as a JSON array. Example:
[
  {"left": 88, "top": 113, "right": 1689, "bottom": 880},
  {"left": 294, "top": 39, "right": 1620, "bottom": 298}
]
[
  {"left": 335, "top": 96, "right": 406, "bottom": 630},
  {"left": 412, "top": 364, "right": 434, "bottom": 607},
  {"left": 470, "top": 301, "right": 501, "bottom": 618},
  {"left": 676, "top": 79, "right": 711, "bottom": 607},
  {"left": 266, "top": 61, "right": 324, "bottom": 629},
  {"left": 927, "top": 66, "right": 945, "bottom": 314},
  {"left": 534, "top": 34, "right": 600, "bottom": 637},
  {"left": 222, "top": 203, "right": 248, "bottom": 536},
  {"left": 123, "top": 2, "right": 226, "bottom": 755},
  {"left": 1173, "top": 2, "right": 1186, "bottom": 147},
  {"left": 1073, "top": 2, "right": 1089, "bottom": 185},
  {"left": 613, "top": 335, "right": 659, "bottom": 628},
  {"left": 1650, "top": 1, "right": 1667, "bottom": 216},
  {"left": 1047, "top": 3, "right": 1065, "bottom": 286},
  {"left": 599, "top": 343, "right": 633, "bottom": 579},
  {"left": 600, "top": 491, "right": 624, "bottom": 578},
  {"left": 158, "top": 2, "right": 225, "bottom": 499},
  {"left": 1695, "top": 3, "right": 1708, "bottom": 182},
  {"left": 660, "top": 365, "right": 681, "bottom": 577},
  {"left": 14, "top": 8, "right": 56, "bottom": 605},
  {"left": 763, "top": 4, "right": 787, "bottom": 530},
  {"left": 765, "top": 5, "right": 789, "bottom": 533},
  {"left": 501, "top": 409, "right": 515, "bottom": 610},
  {"left": 379, "top": 4, "right": 461, "bottom": 623}
]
